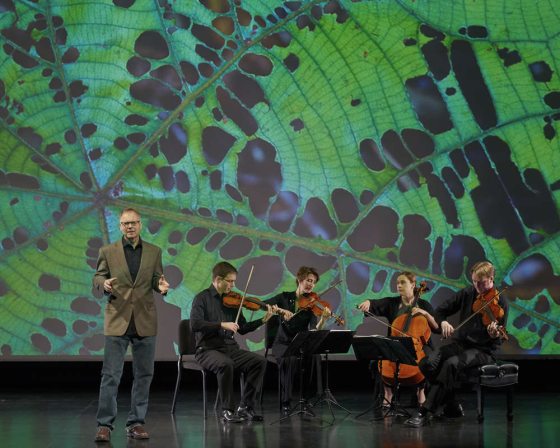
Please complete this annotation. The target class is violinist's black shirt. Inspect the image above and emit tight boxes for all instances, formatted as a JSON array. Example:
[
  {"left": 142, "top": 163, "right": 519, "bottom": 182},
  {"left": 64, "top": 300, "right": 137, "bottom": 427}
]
[{"left": 190, "top": 285, "right": 263, "bottom": 350}]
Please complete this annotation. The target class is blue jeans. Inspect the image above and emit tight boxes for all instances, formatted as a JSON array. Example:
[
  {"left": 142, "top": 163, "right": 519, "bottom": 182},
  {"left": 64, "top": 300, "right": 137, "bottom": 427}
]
[{"left": 96, "top": 335, "right": 156, "bottom": 429}]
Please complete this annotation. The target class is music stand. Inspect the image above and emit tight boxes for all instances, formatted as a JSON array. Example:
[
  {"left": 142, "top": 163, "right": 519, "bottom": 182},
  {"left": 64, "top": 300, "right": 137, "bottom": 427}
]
[
  {"left": 311, "top": 330, "right": 355, "bottom": 419},
  {"left": 271, "top": 330, "right": 329, "bottom": 423},
  {"left": 352, "top": 335, "right": 385, "bottom": 418},
  {"left": 352, "top": 335, "right": 417, "bottom": 420}
]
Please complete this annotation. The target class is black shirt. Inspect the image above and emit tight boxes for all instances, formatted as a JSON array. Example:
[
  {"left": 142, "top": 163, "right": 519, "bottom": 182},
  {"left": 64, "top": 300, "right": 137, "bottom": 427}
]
[
  {"left": 265, "top": 291, "right": 318, "bottom": 355},
  {"left": 122, "top": 237, "right": 142, "bottom": 335},
  {"left": 190, "top": 285, "right": 264, "bottom": 350}
]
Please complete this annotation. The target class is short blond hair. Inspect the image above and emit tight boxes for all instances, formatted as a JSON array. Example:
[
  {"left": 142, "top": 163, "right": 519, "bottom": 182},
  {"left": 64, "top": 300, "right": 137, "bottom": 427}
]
[{"left": 471, "top": 261, "right": 494, "bottom": 278}]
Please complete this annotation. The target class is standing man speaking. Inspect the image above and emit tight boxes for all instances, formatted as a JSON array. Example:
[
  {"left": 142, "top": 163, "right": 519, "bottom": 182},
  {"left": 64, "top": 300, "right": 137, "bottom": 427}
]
[{"left": 93, "top": 208, "right": 169, "bottom": 442}]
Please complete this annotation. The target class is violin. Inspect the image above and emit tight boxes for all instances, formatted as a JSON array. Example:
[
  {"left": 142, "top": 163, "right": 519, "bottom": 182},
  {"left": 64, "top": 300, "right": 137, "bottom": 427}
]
[
  {"left": 298, "top": 292, "right": 345, "bottom": 326},
  {"left": 470, "top": 287, "right": 508, "bottom": 340},
  {"left": 223, "top": 291, "right": 290, "bottom": 318}
]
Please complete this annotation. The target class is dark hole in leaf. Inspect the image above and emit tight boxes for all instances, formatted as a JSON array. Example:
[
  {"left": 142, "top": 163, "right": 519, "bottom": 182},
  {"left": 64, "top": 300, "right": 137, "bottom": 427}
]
[
  {"left": 163, "top": 264, "right": 183, "bottom": 288},
  {"left": 130, "top": 79, "right": 180, "bottom": 110},
  {"left": 240, "top": 53, "right": 274, "bottom": 76},
  {"left": 294, "top": 198, "right": 337, "bottom": 240},
  {"left": 13, "top": 226, "right": 29, "bottom": 244},
  {"left": 346, "top": 261, "right": 370, "bottom": 295},
  {"left": 125, "top": 114, "right": 149, "bottom": 126},
  {"left": 175, "top": 170, "right": 190, "bottom": 193},
  {"left": 134, "top": 30, "right": 169, "bottom": 59},
  {"left": 331, "top": 188, "right": 359, "bottom": 223},
  {"left": 421, "top": 39, "right": 449, "bottom": 80},
  {"left": 205, "top": 231, "right": 226, "bottom": 252},
  {"left": 237, "top": 138, "right": 281, "bottom": 218},
  {"left": 359, "top": 138, "right": 385, "bottom": 171},
  {"left": 192, "top": 24, "right": 225, "bottom": 50},
  {"left": 150, "top": 64, "right": 182, "bottom": 89},
  {"left": 81, "top": 123, "right": 97, "bottom": 137},
  {"left": 210, "top": 170, "right": 222, "bottom": 190},
  {"left": 158, "top": 165, "right": 175, "bottom": 191},
  {"left": 159, "top": 122, "right": 187, "bottom": 164},
  {"left": 41, "top": 318, "right": 66, "bottom": 336},
  {"left": 73, "top": 320, "right": 89, "bottom": 335},
  {"left": 405, "top": 75, "right": 453, "bottom": 134},
  {"left": 467, "top": 25, "right": 488, "bottom": 38},
  {"left": 450, "top": 40, "right": 497, "bottom": 130},
  {"left": 127, "top": 56, "right": 151, "bottom": 77},
  {"left": 347, "top": 206, "right": 398, "bottom": 252},
  {"left": 213, "top": 16, "right": 234, "bottom": 35},
  {"left": 61, "top": 46, "right": 79, "bottom": 63},
  {"left": 31, "top": 333, "right": 51, "bottom": 354},
  {"left": 113, "top": 0, "right": 136, "bottom": 8},
  {"left": 202, "top": 126, "right": 236, "bottom": 165},
  {"left": 220, "top": 235, "right": 253, "bottom": 260},
  {"left": 529, "top": 61, "right": 553, "bottom": 82}
]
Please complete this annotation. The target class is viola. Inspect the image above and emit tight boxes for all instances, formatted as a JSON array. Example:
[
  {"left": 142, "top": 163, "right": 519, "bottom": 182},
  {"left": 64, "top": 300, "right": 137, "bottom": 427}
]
[
  {"left": 223, "top": 291, "right": 290, "bottom": 318},
  {"left": 298, "top": 292, "right": 345, "bottom": 326},
  {"left": 377, "top": 282, "right": 430, "bottom": 386},
  {"left": 471, "top": 287, "right": 508, "bottom": 340}
]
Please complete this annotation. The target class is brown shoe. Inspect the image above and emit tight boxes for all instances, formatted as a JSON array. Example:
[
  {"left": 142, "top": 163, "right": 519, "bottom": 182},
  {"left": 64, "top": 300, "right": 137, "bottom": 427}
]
[
  {"left": 126, "top": 424, "right": 149, "bottom": 439},
  {"left": 94, "top": 426, "right": 111, "bottom": 442}
]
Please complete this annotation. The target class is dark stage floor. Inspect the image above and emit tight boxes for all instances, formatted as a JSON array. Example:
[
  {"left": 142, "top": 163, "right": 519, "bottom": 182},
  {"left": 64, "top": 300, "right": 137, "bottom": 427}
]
[{"left": 0, "top": 386, "right": 557, "bottom": 448}]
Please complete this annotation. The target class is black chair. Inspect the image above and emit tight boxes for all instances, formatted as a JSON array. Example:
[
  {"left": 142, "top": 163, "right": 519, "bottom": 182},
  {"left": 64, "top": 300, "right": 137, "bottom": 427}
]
[
  {"left": 171, "top": 319, "right": 245, "bottom": 417},
  {"left": 463, "top": 362, "right": 519, "bottom": 422},
  {"left": 171, "top": 319, "right": 209, "bottom": 417}
]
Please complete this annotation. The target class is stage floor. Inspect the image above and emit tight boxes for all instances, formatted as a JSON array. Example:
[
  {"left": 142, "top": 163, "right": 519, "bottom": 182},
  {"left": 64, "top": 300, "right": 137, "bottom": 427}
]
[{"left": 0, "top": 387, "right": 557, "bottom": 448}]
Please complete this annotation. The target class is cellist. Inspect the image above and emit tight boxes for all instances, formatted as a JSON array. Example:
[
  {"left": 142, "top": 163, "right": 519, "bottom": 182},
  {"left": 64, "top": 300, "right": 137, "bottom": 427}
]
[
  {"left": 357, "top": 271, "right": 439, "bottom": 408},
  {"left": 404, "top": 261, "right": 508, "bottom": 427}
]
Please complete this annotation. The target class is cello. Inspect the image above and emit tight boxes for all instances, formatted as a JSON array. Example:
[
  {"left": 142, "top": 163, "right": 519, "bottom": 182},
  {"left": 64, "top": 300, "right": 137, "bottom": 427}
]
[{"left": 379, "top": 282, "right": 430, "bottom": 386}]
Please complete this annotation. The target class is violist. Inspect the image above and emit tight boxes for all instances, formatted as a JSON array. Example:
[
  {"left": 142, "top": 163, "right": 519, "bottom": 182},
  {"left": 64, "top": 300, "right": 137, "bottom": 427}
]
[
  {"left": 265, "top": 266, "right": 331, "bottom": 416},
  {"left": 190, "top": 261, "right": 278, "bottom": 423},
  {"left": 405, "top": 261, "right": 508, "bottom": 427},
  {"left": 357, "top": 271, "right": 439, "bottom": 408}
]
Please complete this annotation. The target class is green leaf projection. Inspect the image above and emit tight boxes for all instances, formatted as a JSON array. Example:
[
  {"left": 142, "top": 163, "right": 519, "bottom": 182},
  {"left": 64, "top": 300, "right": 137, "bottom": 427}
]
[{"left": 1, "top": 0, "right": 559, "bottom": 358}]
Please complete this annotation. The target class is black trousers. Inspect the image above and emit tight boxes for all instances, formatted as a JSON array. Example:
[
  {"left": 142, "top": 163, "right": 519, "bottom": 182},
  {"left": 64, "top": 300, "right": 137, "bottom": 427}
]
[
  {"left": 420, "top": 341, "right": 494, "bottom": 412},
  {"left": 195, "top": 344, "right": 267, "bottom": 411}
]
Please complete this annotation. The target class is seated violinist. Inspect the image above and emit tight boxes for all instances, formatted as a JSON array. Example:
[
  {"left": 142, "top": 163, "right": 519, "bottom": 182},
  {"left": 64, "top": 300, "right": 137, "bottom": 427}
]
[
  {"left": 405, "top": 261, "right": 508, "bottom": 427},
  {"left": 190, "top": 261, "right": 282, "bottom": 423},
  {"left": 265, "top": 266, "right": 331, "bottom": 416},
  {"left": 357, "top": 271, "right": 439, "bottom": 409}
]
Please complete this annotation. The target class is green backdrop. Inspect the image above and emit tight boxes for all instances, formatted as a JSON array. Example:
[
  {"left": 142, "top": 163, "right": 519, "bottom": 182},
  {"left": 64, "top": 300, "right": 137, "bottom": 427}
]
[{"left": 1, "top": 0, "right": 559, "bottom": 359}]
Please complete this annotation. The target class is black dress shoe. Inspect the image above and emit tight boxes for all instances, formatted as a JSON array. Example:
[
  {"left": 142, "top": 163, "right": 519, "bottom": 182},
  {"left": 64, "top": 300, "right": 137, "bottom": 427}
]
[
  {"left": 404, "top": 413, "right": 431, "bottom": 427},
  {"left": 441, "top": 402, "right": 464, "bottom": 418},
  {"left": 281, "top": 402, "right": 291, "bottom": 416},
  {"left": 236, "top": 406, "right": 264, "bottom": 422},
  {"left": 221, "top": 409, "right": 244, "bottom": 423}
]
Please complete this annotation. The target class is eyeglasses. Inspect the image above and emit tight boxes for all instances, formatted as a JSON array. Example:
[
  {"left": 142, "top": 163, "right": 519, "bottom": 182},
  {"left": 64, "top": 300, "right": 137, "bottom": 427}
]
[{"left": 120, "top": 221, "right": 140, "bottom": 227}]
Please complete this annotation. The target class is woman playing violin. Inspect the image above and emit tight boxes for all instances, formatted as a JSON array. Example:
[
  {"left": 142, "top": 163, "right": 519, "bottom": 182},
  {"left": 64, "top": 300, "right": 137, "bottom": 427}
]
[
  {"left": 265, "top": 266, "right": 331, "bottom": 416},
  {"left": 405, "top": 261, "right": 508, "bottom": 427},
  {"left": 357, "top": 272, "right": 439, "bottom": 408}
]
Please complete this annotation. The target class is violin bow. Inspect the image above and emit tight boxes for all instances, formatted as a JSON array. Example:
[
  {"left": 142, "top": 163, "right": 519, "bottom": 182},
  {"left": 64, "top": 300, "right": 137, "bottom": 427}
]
[
  {"left": 234, "top": 265, "right": 254, "bottom": 325},
  {"left": 316, "top": 279, "right": 343, "bottom": 297},
  {"left": 453, "top": 285, "right": 509, "bottom": 333},
  {"left": 358, "top": 306, "right": 412, "bottom": 339}
]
